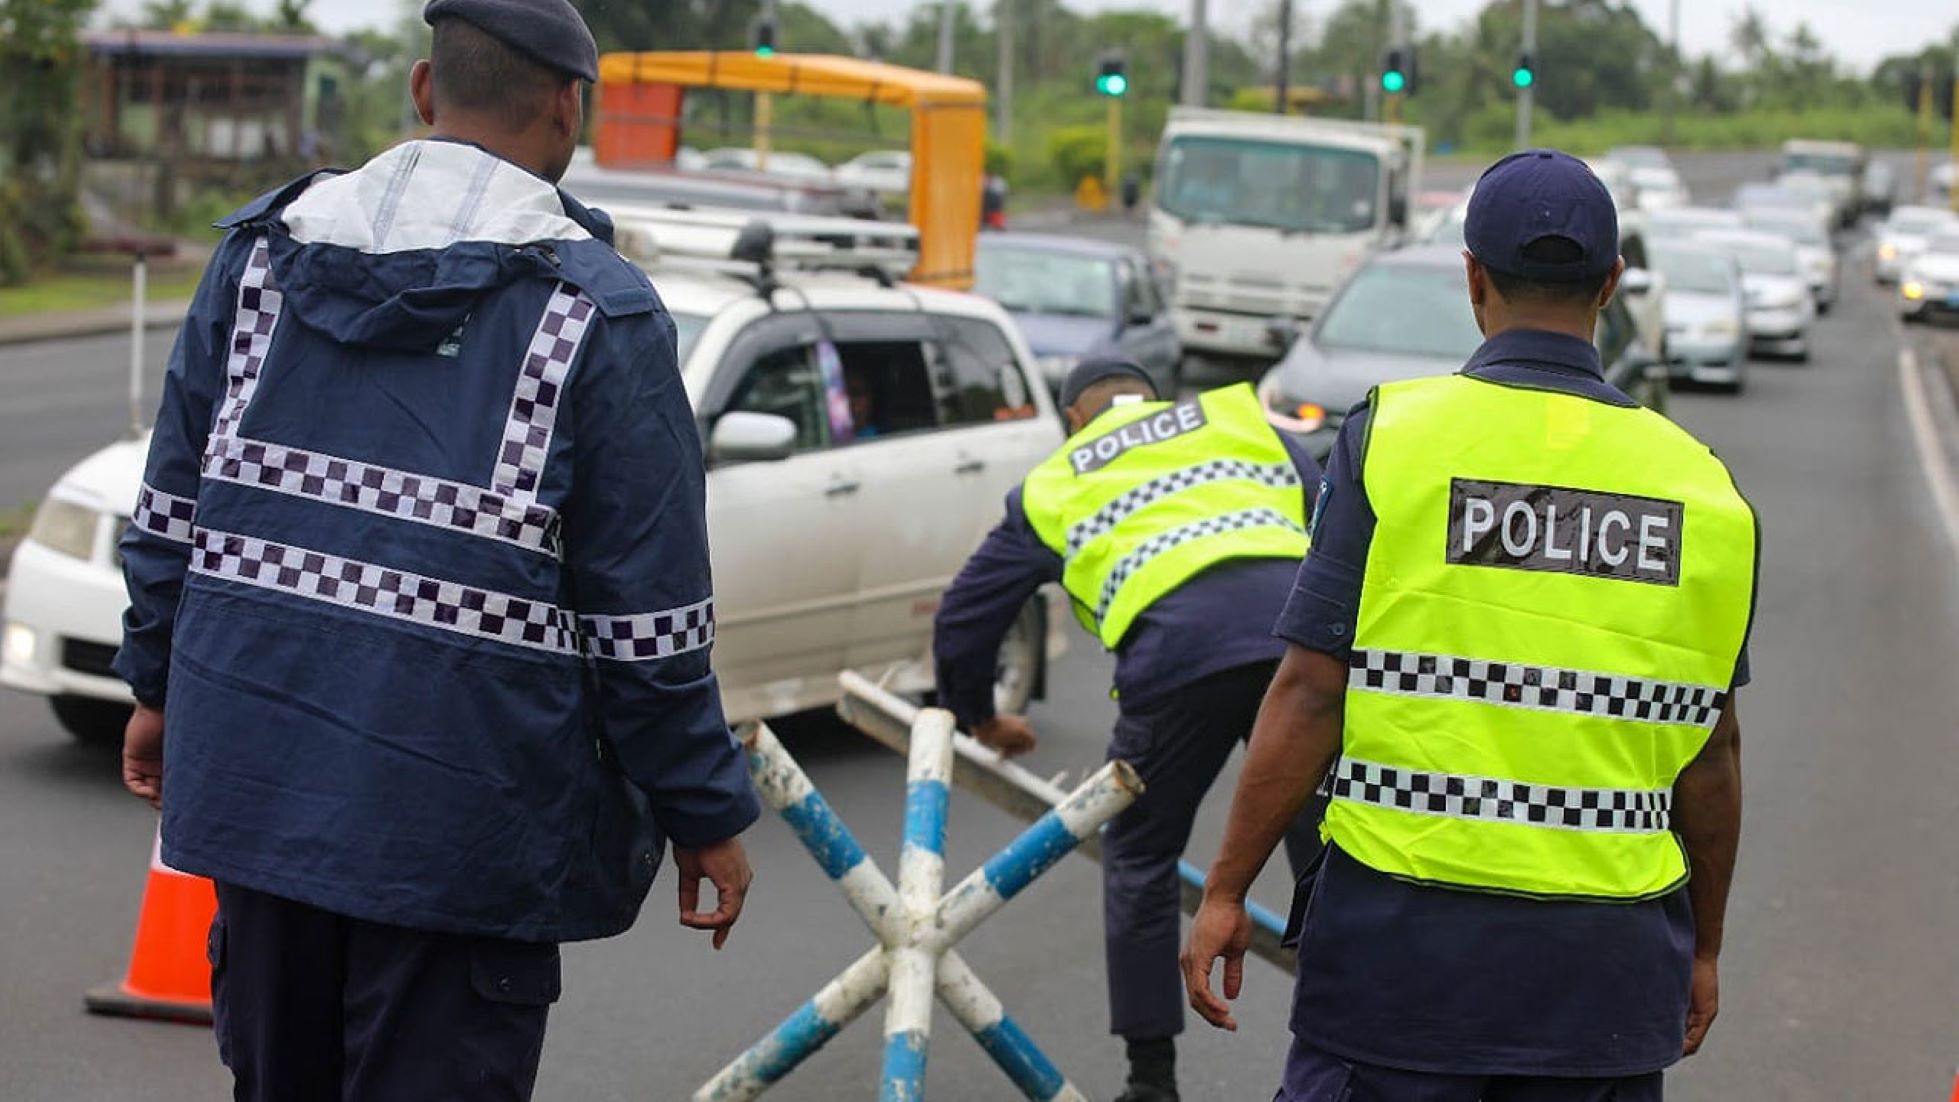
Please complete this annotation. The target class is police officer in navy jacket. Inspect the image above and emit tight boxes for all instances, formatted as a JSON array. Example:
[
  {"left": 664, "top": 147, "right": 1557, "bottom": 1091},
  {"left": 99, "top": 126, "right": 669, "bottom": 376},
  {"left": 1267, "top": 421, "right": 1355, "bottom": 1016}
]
[{"left": 113, "top": 2, "right": 760, "bottom": 1096}]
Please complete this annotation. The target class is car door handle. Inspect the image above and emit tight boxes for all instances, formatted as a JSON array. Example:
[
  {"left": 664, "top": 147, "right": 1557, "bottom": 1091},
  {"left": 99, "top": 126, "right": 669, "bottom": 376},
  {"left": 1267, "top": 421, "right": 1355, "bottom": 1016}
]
[
  {"left": 825, "top": 479, "right": 861, "bottom": 497},
  {"left": 954, "top": 458, "right": 986, "bottom": 475}
]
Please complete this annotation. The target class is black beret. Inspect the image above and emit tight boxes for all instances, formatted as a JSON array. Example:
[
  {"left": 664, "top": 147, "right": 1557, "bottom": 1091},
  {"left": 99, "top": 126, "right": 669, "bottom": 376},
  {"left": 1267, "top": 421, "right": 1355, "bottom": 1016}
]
[
  {"left": 1060, "top": 356, "right": 1158, "bottom": 410},
  {"left": 424, "top": 0, "right": 599, "bottom": 83}
]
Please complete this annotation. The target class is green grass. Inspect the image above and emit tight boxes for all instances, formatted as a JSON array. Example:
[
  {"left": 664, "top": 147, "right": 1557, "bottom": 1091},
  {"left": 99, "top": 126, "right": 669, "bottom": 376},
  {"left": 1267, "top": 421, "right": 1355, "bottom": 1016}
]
[
  {"left": 0, "top": 500, "right": 37, "bottom": 539},
  {"left": 0, "top": 265, "right": 205, "bottom": 319}
]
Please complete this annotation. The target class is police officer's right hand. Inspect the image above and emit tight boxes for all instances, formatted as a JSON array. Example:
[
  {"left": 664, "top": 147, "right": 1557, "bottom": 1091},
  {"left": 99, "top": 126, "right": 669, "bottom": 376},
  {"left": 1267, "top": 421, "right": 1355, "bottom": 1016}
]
[
  {"left": 122, "top": 704, "right": 165, "bottom": 810},
  {"left": 972, "top": 715, "right": 1038, "bottom": 758},
  {"left": 675, "top": 837, "right": 752, "bottom": 951}
]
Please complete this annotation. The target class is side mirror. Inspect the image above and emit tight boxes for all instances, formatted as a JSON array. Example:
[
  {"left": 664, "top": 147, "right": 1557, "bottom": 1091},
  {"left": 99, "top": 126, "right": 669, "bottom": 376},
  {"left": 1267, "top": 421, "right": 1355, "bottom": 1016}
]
[
  {"left": 709, "top": 411, "right": 798, "bottom": 463},
  {"left": 1620, "top": 267, "right": 1655, "bottom": 296},
  {"left": 1388, "top": 195, "right": 1409, "bottom": 228}
]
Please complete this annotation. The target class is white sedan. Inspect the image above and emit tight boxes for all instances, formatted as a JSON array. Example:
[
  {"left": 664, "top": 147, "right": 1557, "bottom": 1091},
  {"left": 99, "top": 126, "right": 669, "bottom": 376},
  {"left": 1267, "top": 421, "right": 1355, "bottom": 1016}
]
[
  {"left": 1899, "top": 229, "right": 1959, "bottom": 324},
  {"left": 3, "top": 214, "right": 1067, "bottom": 741}
]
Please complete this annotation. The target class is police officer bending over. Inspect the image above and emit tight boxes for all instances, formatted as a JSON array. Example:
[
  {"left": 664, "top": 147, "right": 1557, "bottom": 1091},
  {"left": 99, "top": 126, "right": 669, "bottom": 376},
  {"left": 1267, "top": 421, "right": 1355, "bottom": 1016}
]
[
  {"left": 934, "top": 359, "right": 1325, "bottom": 1102},
  {"left": 1184, "top": 150, "right": 1757, "bottom": 1101},
  {"left": 114, "top": 1, "right": 761, "bottom": 1097}
]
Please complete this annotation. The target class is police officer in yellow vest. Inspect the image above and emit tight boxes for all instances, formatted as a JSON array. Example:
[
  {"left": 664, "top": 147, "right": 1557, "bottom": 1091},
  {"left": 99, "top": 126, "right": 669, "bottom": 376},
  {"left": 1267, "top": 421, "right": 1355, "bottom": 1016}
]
[
  {"left": 933, "top": 358, "right": 1325, "bottom": 1102},
  {"left": 1183, "top": 150, "right": 1756, "bottom": 1101}
]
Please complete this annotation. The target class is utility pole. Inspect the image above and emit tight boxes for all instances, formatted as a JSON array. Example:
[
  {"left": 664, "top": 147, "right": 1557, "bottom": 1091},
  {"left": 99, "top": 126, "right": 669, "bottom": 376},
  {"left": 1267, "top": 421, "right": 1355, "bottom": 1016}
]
[
  {"left": 1662, "top": 0, "right": 1679, "bottom": 147},
  {"left": 937, "top": 0, "right": 956, "bottom": 74},
  {"left": 1274, "top": 0, "right": 1292, "bottom": 114},
  {"left": 1916, "top": 61, "right": 1933, "bottom": 204},
  {"left": 1515, "top": 0, "right": 1538, "bottom": 150},
  {"left": 995, "top": 0, "right": 1013, "bottom": 142},
  {"left": 1181, "top": 0, "right": 1208, "bottom": 106}
]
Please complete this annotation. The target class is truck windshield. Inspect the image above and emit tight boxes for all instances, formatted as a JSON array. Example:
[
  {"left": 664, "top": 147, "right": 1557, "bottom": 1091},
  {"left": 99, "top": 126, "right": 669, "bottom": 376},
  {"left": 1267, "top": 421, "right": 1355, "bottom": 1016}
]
[
  {"left": 1157, "top": 136, "right": 1380, "bottom": 234},
  {"left": 1782, "top": 151, "right": 1856, "bottom": 176}
]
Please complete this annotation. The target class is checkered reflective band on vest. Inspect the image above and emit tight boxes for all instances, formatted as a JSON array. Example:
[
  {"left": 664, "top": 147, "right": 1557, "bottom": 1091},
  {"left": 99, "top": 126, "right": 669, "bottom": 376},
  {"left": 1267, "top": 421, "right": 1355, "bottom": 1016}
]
[
  {"left": 1021, "top": 383, "right": 1308, "bottom": 650},
  {"left": 1331, "top": 373, "right": 1756, "bottom": 901}
]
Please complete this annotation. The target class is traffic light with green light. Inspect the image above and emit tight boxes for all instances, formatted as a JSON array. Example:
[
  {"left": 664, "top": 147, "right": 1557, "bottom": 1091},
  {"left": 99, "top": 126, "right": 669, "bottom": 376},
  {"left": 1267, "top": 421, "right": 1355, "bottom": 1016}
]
[
  {"left": 1095, "top": 54, "right": 1128, "bottom": 98},
  {"left": 1381, "top": 47, "right": 1408, "bottom": 95},
  {"left": 1512, "top": 50, "right": 1536, "bottom": 89},
  {"left": 752, "top": 16, "right": 776, "bottom": 57}
]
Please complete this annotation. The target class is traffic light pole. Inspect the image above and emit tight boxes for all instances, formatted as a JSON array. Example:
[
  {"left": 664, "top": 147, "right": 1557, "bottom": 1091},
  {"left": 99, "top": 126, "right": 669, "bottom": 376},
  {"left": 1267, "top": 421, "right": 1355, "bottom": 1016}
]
[
  {"left": 1515, "top": 0, "right": 1538, "bottom": 150},
  {"left": 1106, "top": 94, "right": 1122, "bottom": 197},
  {"left": 756, "top": 0, "right": 777, "bottom": 173},
  {"left": 1950, "top": 75, "right": 1959, "bottom": 214},
  {"left": 1182, "top": 0, "right": 1208, "bottom": 106},
  {"left": 1274, "top": 0, "right": 1292, "bottom": 114}
]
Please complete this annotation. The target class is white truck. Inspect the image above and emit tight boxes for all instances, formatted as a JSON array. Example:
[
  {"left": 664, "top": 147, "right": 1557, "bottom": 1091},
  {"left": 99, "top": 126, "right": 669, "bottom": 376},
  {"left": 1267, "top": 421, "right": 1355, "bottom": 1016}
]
[{"left": 1147, "top": 108, "right": 1424, "bottom": 370}]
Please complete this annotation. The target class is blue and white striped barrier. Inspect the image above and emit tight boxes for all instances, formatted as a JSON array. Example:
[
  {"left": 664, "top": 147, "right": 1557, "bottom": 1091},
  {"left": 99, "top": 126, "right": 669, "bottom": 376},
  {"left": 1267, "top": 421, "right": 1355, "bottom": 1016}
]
[
  {"left": 696, "top": 717, "right": 1138, "bottom": 1102},
  {"left": 838, "top": 670, "right": 1296, "bottom": 971}
]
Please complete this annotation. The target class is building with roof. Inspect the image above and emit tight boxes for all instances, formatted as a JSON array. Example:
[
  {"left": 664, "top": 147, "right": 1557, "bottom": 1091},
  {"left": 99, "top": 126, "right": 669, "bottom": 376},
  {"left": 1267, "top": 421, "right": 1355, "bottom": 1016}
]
[{"left": 80, "top": 30, "right": 358, "bottom": 165}]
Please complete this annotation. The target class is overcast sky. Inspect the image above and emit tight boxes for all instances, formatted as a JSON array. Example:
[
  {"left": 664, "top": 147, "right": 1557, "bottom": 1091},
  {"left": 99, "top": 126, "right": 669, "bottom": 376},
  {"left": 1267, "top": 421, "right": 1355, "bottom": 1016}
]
[{"left": 96, "top": 0, "right": 1955, "bottom": 72}]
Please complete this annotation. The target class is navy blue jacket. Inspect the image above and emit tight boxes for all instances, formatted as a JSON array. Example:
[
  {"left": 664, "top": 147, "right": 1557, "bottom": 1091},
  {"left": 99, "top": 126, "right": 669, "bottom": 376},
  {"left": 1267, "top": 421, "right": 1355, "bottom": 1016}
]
[
  {"left": 933, "top": 414, "right": 1321, "bottom": 727},
  {"left": 114, "top": 140, "right": 759, "bottom": 942},
  {"left": 1278, "top": 329, "right": 1754, "bottom": 1076}
]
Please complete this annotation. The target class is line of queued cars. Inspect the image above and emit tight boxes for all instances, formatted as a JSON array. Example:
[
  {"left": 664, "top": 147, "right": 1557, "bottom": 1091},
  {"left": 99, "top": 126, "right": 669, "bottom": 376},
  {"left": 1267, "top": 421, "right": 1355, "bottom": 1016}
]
[{"left": 1874, "top": 198, "right": 1959, "bottom": 325}]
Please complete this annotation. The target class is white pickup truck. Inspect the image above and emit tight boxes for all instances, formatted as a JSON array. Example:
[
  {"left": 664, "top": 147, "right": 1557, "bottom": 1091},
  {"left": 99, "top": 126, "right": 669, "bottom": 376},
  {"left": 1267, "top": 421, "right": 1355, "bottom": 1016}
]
[{"left": 1147, "top": 108, "right": 1424, "bottom": 371}]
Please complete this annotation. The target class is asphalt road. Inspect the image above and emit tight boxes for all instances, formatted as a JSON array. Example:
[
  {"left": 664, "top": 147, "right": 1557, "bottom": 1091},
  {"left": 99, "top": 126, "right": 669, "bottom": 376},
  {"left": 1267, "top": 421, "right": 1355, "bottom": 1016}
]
[
  {"left": 0, "top": 327, "right": 174, "bottom": 513},
  {"left": 2, "top": 158, "right": 1957, "bottom": 1100}
]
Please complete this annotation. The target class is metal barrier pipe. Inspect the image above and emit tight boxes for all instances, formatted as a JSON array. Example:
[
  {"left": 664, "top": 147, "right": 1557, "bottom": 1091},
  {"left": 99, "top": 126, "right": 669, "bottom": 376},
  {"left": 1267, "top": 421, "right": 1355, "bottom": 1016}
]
[
  {"left": 838, "top": 672, "right": 1295, "bottom": 968},
  {"left": 738, "top": 721, "right": 1087, "bottom": 1101},
  {"left": 880, "top": 711, "right": 955, "bottom": 1100},
  {"left": 929, "top": 760, "right": 1140, "bottom": 954},
  {"left": 694, "top": 947, "right": 889, "bottom": 1102}
]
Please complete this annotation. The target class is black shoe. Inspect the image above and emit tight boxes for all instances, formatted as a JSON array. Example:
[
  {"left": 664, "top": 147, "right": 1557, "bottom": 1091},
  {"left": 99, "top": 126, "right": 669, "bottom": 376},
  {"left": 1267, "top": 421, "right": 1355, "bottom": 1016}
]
[{"left": 1114, "top": 1086, "right": 1180, "bottom": 1102}]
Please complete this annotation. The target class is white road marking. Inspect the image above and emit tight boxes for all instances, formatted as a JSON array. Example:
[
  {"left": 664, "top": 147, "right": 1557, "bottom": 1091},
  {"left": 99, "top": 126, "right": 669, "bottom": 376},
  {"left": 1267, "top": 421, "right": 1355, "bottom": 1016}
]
[{"left": 1897, "top": 345, "right": 1959, "bottom": 559}]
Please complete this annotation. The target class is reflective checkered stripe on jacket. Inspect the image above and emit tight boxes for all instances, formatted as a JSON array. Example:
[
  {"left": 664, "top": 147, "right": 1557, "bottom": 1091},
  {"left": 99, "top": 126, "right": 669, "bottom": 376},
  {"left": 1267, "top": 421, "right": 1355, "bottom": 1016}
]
[
  {"left": 1021, "top": 384, "right": 1309, "bottom": 650},
  {"left": 166, "top": 236, "right": 712, "bottom": 663},
  {"left": 1328, "top": 373, "right": 1757, "bottom": 902}
]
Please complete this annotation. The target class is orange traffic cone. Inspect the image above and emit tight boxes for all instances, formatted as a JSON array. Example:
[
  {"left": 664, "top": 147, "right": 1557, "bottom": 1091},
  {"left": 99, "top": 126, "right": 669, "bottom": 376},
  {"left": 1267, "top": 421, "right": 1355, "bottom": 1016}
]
[{"left": 84, "top": 826, "right": 216, "bottom": 1024}]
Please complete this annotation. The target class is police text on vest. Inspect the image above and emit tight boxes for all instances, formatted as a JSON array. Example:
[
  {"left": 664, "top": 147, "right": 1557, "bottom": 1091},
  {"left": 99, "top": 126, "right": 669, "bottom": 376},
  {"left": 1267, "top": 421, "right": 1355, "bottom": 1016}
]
[
  {"left": 1446, "top": 478, "right": 1683, "bottom": 586},
  {"left": 1070, "top": 401, "right": 1209, "bottom": 475}
]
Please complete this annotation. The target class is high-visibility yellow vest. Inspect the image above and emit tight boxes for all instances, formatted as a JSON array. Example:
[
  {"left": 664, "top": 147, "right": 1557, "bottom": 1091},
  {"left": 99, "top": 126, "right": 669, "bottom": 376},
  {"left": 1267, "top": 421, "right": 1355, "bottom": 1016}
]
[
  {"left": 1022, "top": 384, "right": 1310, "bottom": 650},
  {"left": 1326, "top": 373, "right": 1756, "bottom": 901}
]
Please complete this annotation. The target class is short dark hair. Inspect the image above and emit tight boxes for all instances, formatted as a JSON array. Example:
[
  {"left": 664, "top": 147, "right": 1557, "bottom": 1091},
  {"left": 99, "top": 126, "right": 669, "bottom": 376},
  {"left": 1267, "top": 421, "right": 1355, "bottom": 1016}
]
[
  {"left": 430, "top": 18, "right": 570, "bottom": 131},
  {"left": 1484, "top": 235, "right": 1612, "bottom": 306}
]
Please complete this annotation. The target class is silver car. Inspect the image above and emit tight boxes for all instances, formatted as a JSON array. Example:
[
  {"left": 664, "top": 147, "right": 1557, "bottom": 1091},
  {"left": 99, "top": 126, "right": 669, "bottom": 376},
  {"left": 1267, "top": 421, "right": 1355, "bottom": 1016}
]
[
  {"left": 1875, "top": 205, "right": 1957, "bottom": 284},
  {"left": 1649, "top": 242, "right": 1748, "bottom": 391},
  {"left": 1742, "top": 208, "right": 1837, "bottom": 312},
  {"left": 1255, "top": 246, "right": 1663, "bottom": 458},
  {"left": 1693, "top": 229, "right": 1814, "bottom": 361}
]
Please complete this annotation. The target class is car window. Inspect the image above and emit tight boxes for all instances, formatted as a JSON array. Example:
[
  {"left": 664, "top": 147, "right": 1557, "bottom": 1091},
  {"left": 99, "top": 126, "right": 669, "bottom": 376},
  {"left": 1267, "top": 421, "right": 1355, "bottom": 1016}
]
[
  {"left": 975, "top": 247, "right": 1117, "bottom": 318},
  {"left": 934, "top": 317, "right": 1038, "bottom": 428},
  {"left": 724, "top": 343, "right": 829, "bottom": 452},
  {"left": 1316, "top": 262, "right": 1482, "bottom": 360},
  {"left": 830, "top": 338, "right": 940, "bottom": 443}
]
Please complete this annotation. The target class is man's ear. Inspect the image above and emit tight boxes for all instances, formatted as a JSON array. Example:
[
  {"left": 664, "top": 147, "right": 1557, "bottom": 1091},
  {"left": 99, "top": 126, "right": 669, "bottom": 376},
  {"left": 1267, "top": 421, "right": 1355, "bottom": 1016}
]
[
  {"left": 556, "top": 80, "right": 582, "bottom": 137},
  {"left": 1597, "top": 255, "right": 1627, "bottom": 308},
  {"left": 1464, "top": 252, "right": 1488, "bottom": 309},
  {"left": 409, "top": 59, "right": 436, "bottom": 126}
]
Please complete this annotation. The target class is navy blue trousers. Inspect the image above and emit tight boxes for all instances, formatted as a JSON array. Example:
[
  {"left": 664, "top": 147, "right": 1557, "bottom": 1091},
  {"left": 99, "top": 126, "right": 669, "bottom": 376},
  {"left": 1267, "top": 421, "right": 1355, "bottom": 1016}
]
[
  {"left": 209, "top": 882, "right": 560, "bottom": 1102},
  {"left": 1102, "top": 659, "right": 1324, "bottom": 1040},
  {"left": 1277, "top": 1037, "right": 1666, "bottom": 1100}
]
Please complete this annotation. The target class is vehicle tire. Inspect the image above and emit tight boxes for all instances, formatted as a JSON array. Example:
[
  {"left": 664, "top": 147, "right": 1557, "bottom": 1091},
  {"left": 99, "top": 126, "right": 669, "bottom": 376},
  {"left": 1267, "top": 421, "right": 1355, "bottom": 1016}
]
[
  {"left": 51, "top": 695, "right": 132, "bottom": 746},
  {"left": 992, "top": 598, "right": 1045, "bottom": 717}
]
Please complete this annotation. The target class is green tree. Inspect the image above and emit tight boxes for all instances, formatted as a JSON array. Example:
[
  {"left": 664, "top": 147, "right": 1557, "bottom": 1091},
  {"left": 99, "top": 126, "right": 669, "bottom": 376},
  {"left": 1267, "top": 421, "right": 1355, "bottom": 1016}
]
[{"left": 0, "top": 0, "right": 96, "bottom": 283}]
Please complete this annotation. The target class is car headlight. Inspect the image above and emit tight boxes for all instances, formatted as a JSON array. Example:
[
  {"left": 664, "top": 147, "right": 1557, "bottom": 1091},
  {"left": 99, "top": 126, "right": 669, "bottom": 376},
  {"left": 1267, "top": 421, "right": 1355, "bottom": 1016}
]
[
  {"left": 26, "top": 498, "right": 100, "bottom": 560},
  {"left": 1903, "top": 279, "right": 1926, "bottom": 301},
  {"left": 1035, "top": 354, "right": 1080, "bottom": 383},
  {"left": 3, "top": 622, "right": 35, "bottom": 667},
  {"left": 1879, "top": 243, "right": 1899, "bottom": 261},
  {"left": 1255, "top": 373, "right": 1328, "bottom": 434}
]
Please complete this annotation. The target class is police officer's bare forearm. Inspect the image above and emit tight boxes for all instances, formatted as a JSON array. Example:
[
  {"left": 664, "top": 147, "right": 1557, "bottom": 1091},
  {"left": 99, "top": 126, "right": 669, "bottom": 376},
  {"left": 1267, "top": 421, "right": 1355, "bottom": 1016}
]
[
  {"left": 1673, "top": 700, "right": 1743, "bottom": 1056},
  {"left": 1182, "top": 646, "right": 1342, "bottom": 1032}
]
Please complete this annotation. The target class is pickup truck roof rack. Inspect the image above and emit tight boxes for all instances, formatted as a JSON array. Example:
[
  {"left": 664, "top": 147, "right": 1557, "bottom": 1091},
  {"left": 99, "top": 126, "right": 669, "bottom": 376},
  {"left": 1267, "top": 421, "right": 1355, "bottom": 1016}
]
[{"left": 609, "top": 207, "right": 921, "bottom": 292}]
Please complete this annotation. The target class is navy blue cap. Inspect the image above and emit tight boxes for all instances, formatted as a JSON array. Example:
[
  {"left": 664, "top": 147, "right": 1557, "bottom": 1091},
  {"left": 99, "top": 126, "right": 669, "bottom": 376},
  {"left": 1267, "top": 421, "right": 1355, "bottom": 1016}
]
[
  {"left": 1059, "top": 356, "right": 1157, "bottom": 410},
  {"left": 424, "top": 0, "right": 599, "bottom": 83},
  {"left": 1464, "top": 149, "right": 1619, "bottom": 283}
]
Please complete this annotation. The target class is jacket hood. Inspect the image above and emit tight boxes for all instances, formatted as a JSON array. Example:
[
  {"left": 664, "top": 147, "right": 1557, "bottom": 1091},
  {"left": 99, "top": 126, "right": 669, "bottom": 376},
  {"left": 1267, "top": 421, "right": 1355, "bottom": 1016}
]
[{"left": 223, "top": 140, "right": 647, "bottom": 352}]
